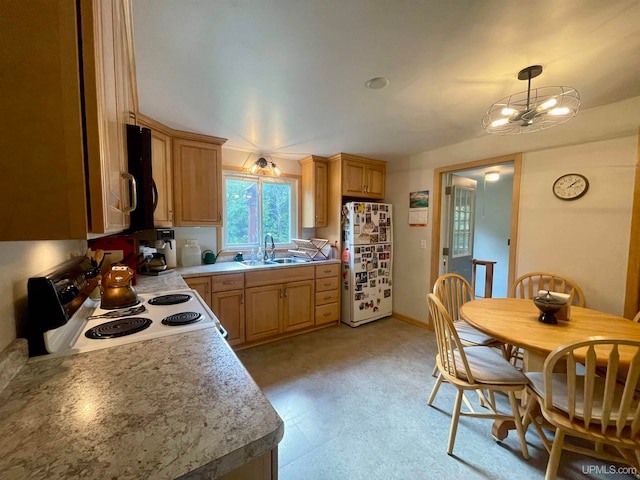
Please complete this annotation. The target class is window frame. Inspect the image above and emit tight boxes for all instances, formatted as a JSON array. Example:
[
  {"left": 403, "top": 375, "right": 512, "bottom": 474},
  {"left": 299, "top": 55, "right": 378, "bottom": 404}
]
[{"left": 221, "top": 170, "right": 299, "bottom": 251}]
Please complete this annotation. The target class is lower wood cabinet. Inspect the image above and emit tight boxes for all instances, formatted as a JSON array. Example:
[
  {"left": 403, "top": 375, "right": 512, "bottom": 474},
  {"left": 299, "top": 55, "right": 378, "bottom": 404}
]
[
  {"left": 314, "top": 264, "right": 340, "bottom": 325},
  {"left": 184, "top": 262, "right": 340, "bottom": 347},
  {"left": 211, "top": 290, "right": 245, "bottom": 346},
  {"left": 283, "top": 280, "right": 314, "bottom": 332},
  {"left": 245, "top": 279, "right": 314, "bottom": 342}
]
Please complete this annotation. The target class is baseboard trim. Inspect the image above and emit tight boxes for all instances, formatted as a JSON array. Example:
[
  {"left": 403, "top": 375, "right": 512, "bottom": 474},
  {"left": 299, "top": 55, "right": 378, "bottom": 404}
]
[{"left": 392, "top": 311, "right": 433, "bottom": 331}]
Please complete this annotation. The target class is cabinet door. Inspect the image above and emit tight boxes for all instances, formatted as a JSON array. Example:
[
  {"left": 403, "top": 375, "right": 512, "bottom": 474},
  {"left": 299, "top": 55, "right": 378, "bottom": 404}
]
[
  {"left": 342, "top": 160, "right": 366, "bottom": 196},
  {"left": 212, "top": 290, "right": 245, "bottom": 346},
  {"left": 314, "top": 161, "right": 328, "bottom": 227},
  {"left": 82, "top": 0, "right": 134, "bottom": 234},
  {"left": 283, "top": 280, "right": 314, "bottom": 332},
  {"left": 366, "top": 164, "right": 386, "bottom": 199},
  {"left": 245, "top": 285, "right": 282, "bottom": 342},
  {"left": 173, "top": 138, "right": 222, "bottom": 226},
  {"left": 1, "top": 1, "right": 88, "bottom": 240},
  {"left": 149, "top": 129, "right": 173, "bottom": 227},
  {"left": 185, "top": 276, "right": 211, "bottom": 306}
]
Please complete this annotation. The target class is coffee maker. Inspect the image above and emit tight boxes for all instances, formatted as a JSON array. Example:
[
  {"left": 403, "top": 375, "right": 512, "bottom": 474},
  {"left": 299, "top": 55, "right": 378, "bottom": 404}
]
[{"left": 134, "top": 229, "right": 176, "bottom": 274}]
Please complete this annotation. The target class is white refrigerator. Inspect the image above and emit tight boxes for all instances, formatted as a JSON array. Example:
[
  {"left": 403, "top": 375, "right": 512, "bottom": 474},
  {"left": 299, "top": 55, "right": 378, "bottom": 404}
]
[{"left": 341, "top": 202, "right": 393, "bottom": 327}]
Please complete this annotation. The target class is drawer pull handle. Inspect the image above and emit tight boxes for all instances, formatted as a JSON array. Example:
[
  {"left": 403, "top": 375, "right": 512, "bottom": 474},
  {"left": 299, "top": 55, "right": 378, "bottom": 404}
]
[
  {"left": 324, "top": 312, "right": 331, "bottom": 316},
  {"left": 323, "top": 269, "right": 331, "bottom": 273},
  {"left": 324, "top": 296, "right": 332, "bottom": 300},
  {"left": 223, "top": 281, "right": 235, "bottom": 285},
  {"left": 324, "top": 282, "right": 331, "bottom": 287}
]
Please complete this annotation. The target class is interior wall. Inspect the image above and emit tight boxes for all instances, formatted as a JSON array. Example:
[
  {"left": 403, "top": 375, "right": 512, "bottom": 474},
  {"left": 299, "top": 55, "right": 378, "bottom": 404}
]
[
  {"left": 517, "top": 138, "right": 635, "bottom": 314},
  {"left": 387, "top": 96, "right": 640, "bottom": 324},
  {"left": 0, "top": 240, "right": 86, "bottom": 352}
]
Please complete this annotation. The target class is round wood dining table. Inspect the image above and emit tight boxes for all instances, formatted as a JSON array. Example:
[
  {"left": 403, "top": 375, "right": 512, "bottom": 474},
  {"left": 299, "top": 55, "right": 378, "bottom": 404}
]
[
  {"left": 459, "top": 298, "right": 640, "bottom": 440},
  {"left": 460, "top": 298, "right": 640, "bottom": 371}
]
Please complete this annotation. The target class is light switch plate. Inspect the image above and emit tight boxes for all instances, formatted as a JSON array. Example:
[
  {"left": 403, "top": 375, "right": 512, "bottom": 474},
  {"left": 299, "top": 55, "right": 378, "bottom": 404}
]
[{"left": 420, "top": 240, "right": 427, "bottom": 250}]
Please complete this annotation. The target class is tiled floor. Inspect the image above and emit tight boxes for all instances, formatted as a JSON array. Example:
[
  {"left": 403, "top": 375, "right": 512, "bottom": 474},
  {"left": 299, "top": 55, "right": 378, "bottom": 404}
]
[{"left": 236, "top": 317, "right": 636, "bottom": 480}]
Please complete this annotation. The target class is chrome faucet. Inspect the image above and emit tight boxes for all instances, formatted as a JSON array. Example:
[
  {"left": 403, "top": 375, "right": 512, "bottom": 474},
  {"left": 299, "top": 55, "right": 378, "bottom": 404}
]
[{"left": 264, "top": 233, "right": 275, "bottom": 261}]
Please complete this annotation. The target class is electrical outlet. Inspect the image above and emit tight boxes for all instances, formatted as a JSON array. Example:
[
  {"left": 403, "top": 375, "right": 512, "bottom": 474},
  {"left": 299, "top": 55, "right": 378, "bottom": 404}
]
[{"left": 420, "top": 240, "right": 427, "bottom": 250}]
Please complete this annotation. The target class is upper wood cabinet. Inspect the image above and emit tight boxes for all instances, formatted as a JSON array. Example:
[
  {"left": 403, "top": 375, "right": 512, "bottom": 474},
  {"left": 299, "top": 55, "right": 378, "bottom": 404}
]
[
  {"left": 299, "top": 156, "right": 328, "bottom": 228},
  {"left": 173, "top": 136, "right": 226, "bottom": 227},
  {"left": 340, "top": 154, "right": 386, "bottom": 199},
  {"left": 137, "top": 115, "right": 174, "bottom": 227},
  {"left": 0, "top": 0, "right": 137, "bottom": 240}
]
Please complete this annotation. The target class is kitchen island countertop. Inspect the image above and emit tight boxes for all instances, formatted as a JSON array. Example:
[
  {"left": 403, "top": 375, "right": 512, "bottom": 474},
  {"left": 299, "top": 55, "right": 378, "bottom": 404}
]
[{"left": 0, "top": 273, "right": 284, "bottom": 479}]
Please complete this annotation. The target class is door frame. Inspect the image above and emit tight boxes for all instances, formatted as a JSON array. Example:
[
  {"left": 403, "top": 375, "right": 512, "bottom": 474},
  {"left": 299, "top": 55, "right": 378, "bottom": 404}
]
[{"left": 430, "top": 153, "right": 522, "bottom": 294}]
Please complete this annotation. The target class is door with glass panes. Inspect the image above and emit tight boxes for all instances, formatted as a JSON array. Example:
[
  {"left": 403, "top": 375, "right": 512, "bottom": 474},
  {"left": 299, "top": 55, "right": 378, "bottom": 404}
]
[{"left": 445, "top": 174, "right": 476, "bottom": 285}]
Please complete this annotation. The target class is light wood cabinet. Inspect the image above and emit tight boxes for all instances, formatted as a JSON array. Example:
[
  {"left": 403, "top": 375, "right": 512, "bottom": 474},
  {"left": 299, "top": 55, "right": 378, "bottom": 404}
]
[
  {"left": 300, "top": 156, "right": 328, "bottom": 228},
  {"left": 138, "top": 115, "right": 174, "bottom": 227},
  {"left": 211, "top": 272, "right": 245, "bottom": 346},
  {"left": 212, "top": 290, "right": 245, "bottom": 346},
  {"left": 314, "top": 264, "right": 340, "bottom": 325},
  {"left": 187, "top": 273, "right": 245, "bottom": 345},
  {"left": 184, "top": 263, "right": 337, "bottom": 347},
  {"left": 341, "top": 155, "right": 386, "bottom": 199},
  {"left": 245, "top": 279, "right": 315, "bottom": 341},
  {"left": 245, "top": 266, "right": 315, "bottom": 342},
  {"left": 316, "top": 154, "right": 387, "bottom": 251},
  {"left": 283, "top": 280, "right": 315, "bottom": 332},
  {"left": 1, "top": 0, "right": 137, "bottom": 240},
  {"left": 245, "top": 284, "right": 282, "bottom": 342},
  {"left": 173, "top": 137, "right": 224, "bottom": 226},
  {"left": 184, "top": 276, "right": 211, "bottom": 305}
]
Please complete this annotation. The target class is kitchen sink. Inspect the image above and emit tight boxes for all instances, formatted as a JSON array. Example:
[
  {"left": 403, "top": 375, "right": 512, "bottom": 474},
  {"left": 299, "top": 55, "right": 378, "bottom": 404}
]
[
  {"left": 266, "top": 258, "right": 311, "bottom": 264},
  {"left": 237, "top": 260, "right": 270, "bottom": 267}
]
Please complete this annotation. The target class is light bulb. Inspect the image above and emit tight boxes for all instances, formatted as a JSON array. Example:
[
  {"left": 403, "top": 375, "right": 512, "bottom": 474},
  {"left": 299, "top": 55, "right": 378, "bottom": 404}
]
[
  {"left": 501, "top": 107, "right": 517, "bottom": 116},
  {"left": 549, "top": 107, "right": 570, "bottom": 116},
  {"left": 491, "top": 118, "right": 510, "bottom": 128},
  {"left": 485, "top": 171, "right": 500, "bottom": 182},
  {"left": 250, "top": 164, "right": 258, "bottom": 174},
  {"left": 272, "top": 164, "right": 281, "bottom": 176},
  {"left": 539, "top": 98, "right": 557, "bottom": 110}
]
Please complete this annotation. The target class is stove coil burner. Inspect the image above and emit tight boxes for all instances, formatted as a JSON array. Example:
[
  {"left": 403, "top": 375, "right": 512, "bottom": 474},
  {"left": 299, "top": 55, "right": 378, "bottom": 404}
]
[
  {"left": 148, "top": 294, "right": 192, "bottom": 306},
  {"left": 85, "top": 317, "right": 152, "bottom": 339},
  {"left": 162, "top": 312, "right": 202, "bottom": 326}
]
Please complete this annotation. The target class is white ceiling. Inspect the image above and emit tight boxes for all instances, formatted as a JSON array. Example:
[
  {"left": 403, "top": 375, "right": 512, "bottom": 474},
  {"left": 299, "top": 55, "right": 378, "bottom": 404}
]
[{"left": 131, "top": 0, "right": 640, "bottom": 162}]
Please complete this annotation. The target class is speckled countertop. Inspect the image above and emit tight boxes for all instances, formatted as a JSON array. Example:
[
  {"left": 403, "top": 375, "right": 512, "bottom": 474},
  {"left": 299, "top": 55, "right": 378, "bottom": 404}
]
[{"left": 0, "top": 271, "right": 284, "bottom": 479}]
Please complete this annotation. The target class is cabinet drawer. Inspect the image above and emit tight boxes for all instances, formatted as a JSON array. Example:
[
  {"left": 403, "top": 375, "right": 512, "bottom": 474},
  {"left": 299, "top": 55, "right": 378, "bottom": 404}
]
[
  {"left": 315, "top": 289, "right": 339, "bottom": 306},
  {"left": 315, "top": 263, "right": 339, "bottom": 278},
  {"left": 316, "top": 277, "right": 339, "bottom": 292},
  {"left": 212, "top": 273, "right": 244, "bottom": 292},
  {"left": 246, "top": 266, "right": 314, "bottom": 288},
  {"left": 316, "top": 303, "right": 339, "bottom": 325}
]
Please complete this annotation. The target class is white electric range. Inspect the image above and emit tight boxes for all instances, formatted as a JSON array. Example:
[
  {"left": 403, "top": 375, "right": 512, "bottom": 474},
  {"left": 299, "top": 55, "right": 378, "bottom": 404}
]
[{"left": 27, "top": 257, "right": 226, "bottom": 357}]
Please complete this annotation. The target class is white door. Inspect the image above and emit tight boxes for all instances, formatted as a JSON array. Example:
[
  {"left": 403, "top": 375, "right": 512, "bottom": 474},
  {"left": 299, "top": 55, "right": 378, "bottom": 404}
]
[{"left": 445, "top": 174, "right": 476, "bottom": 285}]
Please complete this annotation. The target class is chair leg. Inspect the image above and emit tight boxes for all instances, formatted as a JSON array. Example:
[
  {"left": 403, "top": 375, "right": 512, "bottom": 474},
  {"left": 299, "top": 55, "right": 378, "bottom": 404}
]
[
  {"left": 428, "top": 372, "right": 444, "bottom": 405},
  {"left": 545, "top": 428, "right": 565, "bottom": 480},
  {"left": 508, "top": 391, "right": 530, "bottom": 460},
  {"left": 447, "top": 389, "right": 464, "bottom": 455},
  {"left": 431, "top": 363, "right": 438, "bottom": 378}
]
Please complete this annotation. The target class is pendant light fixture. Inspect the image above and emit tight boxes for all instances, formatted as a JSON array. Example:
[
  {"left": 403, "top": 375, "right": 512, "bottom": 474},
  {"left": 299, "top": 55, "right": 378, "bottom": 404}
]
[
  {"left": 483, "top": 65, "right": 580, "bottom": 135},
  {"left": 249, "top": 157, "right": 281, "bottom": 176}
]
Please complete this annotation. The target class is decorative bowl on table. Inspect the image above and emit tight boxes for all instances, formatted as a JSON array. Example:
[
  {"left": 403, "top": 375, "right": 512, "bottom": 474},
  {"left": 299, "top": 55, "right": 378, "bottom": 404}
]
[{"left": 532, "top": 291, "right": 567, "bottom": 325}]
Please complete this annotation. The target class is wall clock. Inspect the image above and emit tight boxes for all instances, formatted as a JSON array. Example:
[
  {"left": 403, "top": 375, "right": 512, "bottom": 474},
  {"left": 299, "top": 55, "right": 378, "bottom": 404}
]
[{"left": 552, "top": 173, "right": 589, "bottom": 201}]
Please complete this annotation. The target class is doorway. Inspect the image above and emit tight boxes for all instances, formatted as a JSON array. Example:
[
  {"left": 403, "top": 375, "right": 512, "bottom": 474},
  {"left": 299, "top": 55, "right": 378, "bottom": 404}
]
[{"left": 431, "top": 153, "right": 522, "bottom": 298}]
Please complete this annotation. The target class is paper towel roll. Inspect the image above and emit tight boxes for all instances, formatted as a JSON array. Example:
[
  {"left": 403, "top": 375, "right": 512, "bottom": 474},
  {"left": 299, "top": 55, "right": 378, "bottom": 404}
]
[{"left": 162, "top": 239, "right": 177, "bottom": 268}]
